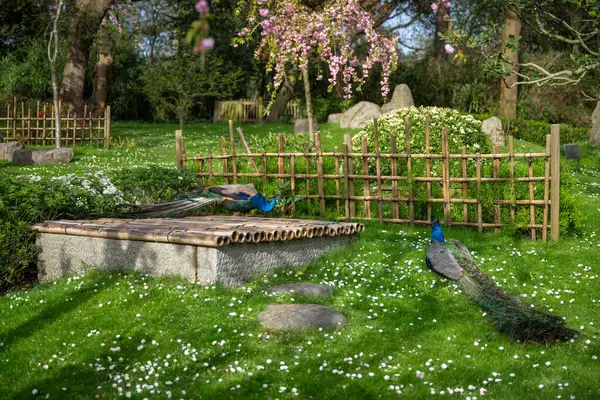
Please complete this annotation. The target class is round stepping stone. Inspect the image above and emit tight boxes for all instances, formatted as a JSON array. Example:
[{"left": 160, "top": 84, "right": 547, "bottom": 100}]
[
  {"left": 269, "top": 283, "right": 333, "bottom": 297},
  {"left": 259, "top": 304, "right": 348, "bottom": 330}
]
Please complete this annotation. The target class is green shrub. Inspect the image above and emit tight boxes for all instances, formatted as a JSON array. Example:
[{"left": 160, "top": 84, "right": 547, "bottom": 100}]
[
  {"left": 0, "top": 167, "right": 200, "bottom": 292},
  {"left": 354, "top": 106, "right": 492, "bottom": 176},
  {"left": 510, "top": 119, "right": 589, "bottom": 146}
]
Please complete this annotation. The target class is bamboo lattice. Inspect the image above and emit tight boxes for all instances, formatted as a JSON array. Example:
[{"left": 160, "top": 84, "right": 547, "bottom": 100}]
[
  {"left": 180, "top": 118, "right": 561, "bottom": 241},
  {"left": 0, "top": 98, "right": 110, "bottom": 147}
]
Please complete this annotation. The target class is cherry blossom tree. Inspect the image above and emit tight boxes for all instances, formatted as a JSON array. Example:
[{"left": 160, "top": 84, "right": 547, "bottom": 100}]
[{"left": 235, "top": 0, "right": 399, "bottom": 140}]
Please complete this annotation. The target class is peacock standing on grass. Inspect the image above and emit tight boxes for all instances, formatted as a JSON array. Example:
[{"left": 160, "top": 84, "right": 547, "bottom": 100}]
[
  {"left": 115, "top": 184, "right": 281, "bottom": 218},
  {"left": 426, "top": 218, "right": 579, "bottom": 344}
]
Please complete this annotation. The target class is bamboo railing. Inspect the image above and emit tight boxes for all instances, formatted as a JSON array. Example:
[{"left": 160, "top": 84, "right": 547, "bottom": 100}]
[
  {"left": 0, "top": 98, "right": 110, "bottom": 148},
  {"left": 178, "top": 118, "right": 561, "bottom": 241}
]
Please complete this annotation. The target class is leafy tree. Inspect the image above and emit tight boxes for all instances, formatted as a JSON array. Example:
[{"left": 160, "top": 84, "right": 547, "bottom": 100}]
[{"left": 142, "top": 55, "right": 243, "bottom": 130}]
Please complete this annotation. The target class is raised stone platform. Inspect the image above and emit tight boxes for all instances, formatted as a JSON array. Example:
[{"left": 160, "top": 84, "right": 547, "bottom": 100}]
[{"left": 32, "top": 216, "right": 363, "bottom": 287}]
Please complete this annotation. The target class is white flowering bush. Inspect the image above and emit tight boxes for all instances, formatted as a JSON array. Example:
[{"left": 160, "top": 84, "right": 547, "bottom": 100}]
[{"left": 354, "top": 106, "right": 491, "bottom": 164}]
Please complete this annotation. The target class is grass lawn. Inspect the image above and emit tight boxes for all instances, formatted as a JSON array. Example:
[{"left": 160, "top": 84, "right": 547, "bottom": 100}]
[
  {"left": 1, "top": 122, "right": 599, "bottom": 399},
  {"left": 0, "top": 122, "right": 358, "bottom": 177}
]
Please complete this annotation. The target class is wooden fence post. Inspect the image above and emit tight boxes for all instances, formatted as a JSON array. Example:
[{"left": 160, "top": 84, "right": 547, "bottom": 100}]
[
  {"left": 229, "top": 120, "right": 238, "bottom": 184},
  {"left": 104, "top": 105, "right": 111, "bottom": 149},
  {"left": 551, "top": 124, "right": 560, "bottom": 241},
  {"left": 175, "top": 129, "right": 184, "bottom": 169},
  {"left": 316, "top": 131, "right": 325, "bottom": 218},
  {"left": 343, "top": 133, "right": 356, "bottom": 218}
]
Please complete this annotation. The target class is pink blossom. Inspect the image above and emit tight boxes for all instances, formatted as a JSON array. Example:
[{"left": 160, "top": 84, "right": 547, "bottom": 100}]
[
  {"left": 442, "top": 0, "right": 451, "bottom": 8},
  {"left": 444, "top": 44, "right": 455, "bottom": 53},
  {"left": 431, "top": 3, "right": 438, "bottom": 13},
  {"left": 258, "top": 0, "right": 267, "bottom": 4},
  {"left": 195, "top": 0, "right": 209, "bottom": 14},
  {"left": 201, "top": 37, "right": 215, "bottom": 51},
  {"left": 259, "top": 8, "right": 269, "bottom": 17}
]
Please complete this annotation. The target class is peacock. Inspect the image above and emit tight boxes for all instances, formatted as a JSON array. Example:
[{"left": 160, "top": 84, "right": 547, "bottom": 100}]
[
  {"left": 115, "top": 183, "right": 281, "bottom": 218},
  {"left": 426, "top": 218, "right": 579, "bottom": 344}
]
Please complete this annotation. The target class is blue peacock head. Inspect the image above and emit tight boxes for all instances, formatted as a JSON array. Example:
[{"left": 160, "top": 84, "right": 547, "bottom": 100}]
[{"left": 430, "top": 217, "right": 445, "bottom": 243}]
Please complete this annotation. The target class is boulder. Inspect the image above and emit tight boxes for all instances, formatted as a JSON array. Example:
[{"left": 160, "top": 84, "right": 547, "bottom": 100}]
[
  {"left": 294, "top": 118, "right": 319, "bottom": 134},
  {"left": 481, "top": 116, "right": 505, "bottom": 146},
  {"left": 327, "top": 113, "right": 342, "bottom": 124},
  {"left": 0, "top": 141, "right": 24, "bottom": 160},
  {"left": 381, "top": 84, "right": 414, "bottom": 114},
  {"left": 269, "top": 283, "right": 333, "bottom": 297},
  {"left": 258, "top": 304, "right": 347, "bottom": 330},
  {"left": 340, "top": 101, "right": 382, "bottom": 129},
  {"left": 11, "top": 148, "right": 74, "bottom": 165},
  {"left": 591, "top": 102, "right": 600, "bottom": 146}
]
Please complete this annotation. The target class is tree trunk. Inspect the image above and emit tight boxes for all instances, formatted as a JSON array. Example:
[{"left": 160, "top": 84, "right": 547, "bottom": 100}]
[
  {"left": 61, "top": 0, "right": 114, "bottom": 109},
  {"left": 433, "top": 5, "right": 450, "bottom": 62},
  {"left": 266, "top": 74, "right": 295, "bottom": 122},
  {"left": 48, "top": 1, "right": 64, "bottom": 149},
  {"left": 500, "top": 5, "right": 522, "bottom": 119},
  {"left": 94, "top": 16, "right": 113, "bottom": 110},
  {"left": 301, "top": 62, "right": 314, "bottom": 141}
]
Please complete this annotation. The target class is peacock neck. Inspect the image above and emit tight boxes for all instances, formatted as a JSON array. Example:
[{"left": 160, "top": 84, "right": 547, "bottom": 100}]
[
  {"left": 250, "top": 194, "right": 276, "bottom": 212},
  {"left": 431, "top": 223, "right": 445, "bottom": 243}
]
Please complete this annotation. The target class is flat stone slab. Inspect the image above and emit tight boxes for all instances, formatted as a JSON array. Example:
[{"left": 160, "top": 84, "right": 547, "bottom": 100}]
[
  {"left": 269, "top": 283, "right": 333, "bottom": 296},
  {"left": 258, "top": 304, "right": 348, "bottom": 330},
  {"left": 11, "top": 148, "right": 73, "bottom": 165}
]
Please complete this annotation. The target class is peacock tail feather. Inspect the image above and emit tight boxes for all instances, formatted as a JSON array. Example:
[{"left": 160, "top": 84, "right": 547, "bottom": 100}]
[
  {"left": 112, "top": 183, "right": 278, "bottom": 218},
  {"left": 426, "top": 220, "right": 579, "bottom": 344}
]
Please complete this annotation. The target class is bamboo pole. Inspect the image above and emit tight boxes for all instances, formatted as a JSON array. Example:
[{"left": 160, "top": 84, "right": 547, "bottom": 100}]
[
  {"left": 221, "top": 137, "right": 229, "bottom": 184},
  {"left": 35, "top": 102, "right": 40, "bottom": 142},
  {"left": 493, "top": 145, "right": 500, "bottom": 233},
  {"left": 12, "top": 98, "right": 16, "bottom": 138},
  {"left": 305, "top": 142, "right": 311, "bottom": 216},
  {"left": 316, "top": 131, "right": 325, "bottom": 218},
  {"left": 175, "top": 130, "right": 184, "bottom": 169},
  {"left": 42, "top": 104, "right": 47, "bottom": 146},
  {"left": 229, "top": 120, "right": 238, "bottom": 184},
  {"left": 344, "top": 134, "right": 356, "bottom": 218},
  {"left": 88, "top": 111, "right": 93, "bottom": 145},
  {"left": 551, "top": 124, "right": 560, "bottom": 241},
  {"left": 441, "top": 126, "right": 451, "bottom": 226},
  {"left": 425, "top": 115, "right": 432, "bottom": 222},
  {"left": 390, "top": 134, "right": 399, "bottom": 220},
  {"left": 343, "top": 137, "right": 350, "bottom": 220},
  {"left": 462, "top": 147, "right": 468, "bottom": 223},
  {"left": 373, "top": 119, "right": 383, "bottom": 223},
  {"left": 262, "top": 153, "right": 267, "bottom": 191},
  {"left": 104, "top": 105, "right": 111, "bottom": 149},
  {"left": 508, "top": 137, "right": 515, "bottom": 225},
  {"left": 362, "top": 138, "right": 371, "bottom": 219},
  {"left": 278, "top": 133, "right": 285, "bottom": 184},
  {"left": 236, "top": 127, "right": 259, "bottom": 173},
  {"left": 405, "top": 116, "right": 414, "bottom": 226},
  {"left": 27, "top": 107, "right": 31, "bottom": 143},
  {"left": 528, "top": 155, "right": 537, "bottom": 240},
  {"left": 73, "top": 113, "right": 77, "bottom": 147},
  {"left": 335, "top": 146, "right": 341, "bottom": 213},
  {"left": 542, "top": 134, "right": 551, "bottom": 242},
  {"left": 291, "top": 150, "right": 296, "bottom": 217},
  {"left": 21, "top": 102, "right": 25, "bottom": 141},
  {"left": 208, "top": 148, "right": 214, "bottom": 186}
]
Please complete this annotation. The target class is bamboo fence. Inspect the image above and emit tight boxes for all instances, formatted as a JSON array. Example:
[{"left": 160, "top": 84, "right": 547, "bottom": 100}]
[
  {"left": 213, "top": 98, "right": 303, "bottom": 123},
  {"left": 0, "top": 98, "right": 110, "bottom": 148},
  {"left": 178, "top": 118, "right": 561, "bottom": 241}
]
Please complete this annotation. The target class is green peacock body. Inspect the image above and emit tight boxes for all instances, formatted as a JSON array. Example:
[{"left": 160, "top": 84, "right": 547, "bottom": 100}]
[
  {"left": 426, "top": 219, "right": 579, "bottom": 344},
  {"left": 115, "top": 184, "right": 280, "bottom": 218}
]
